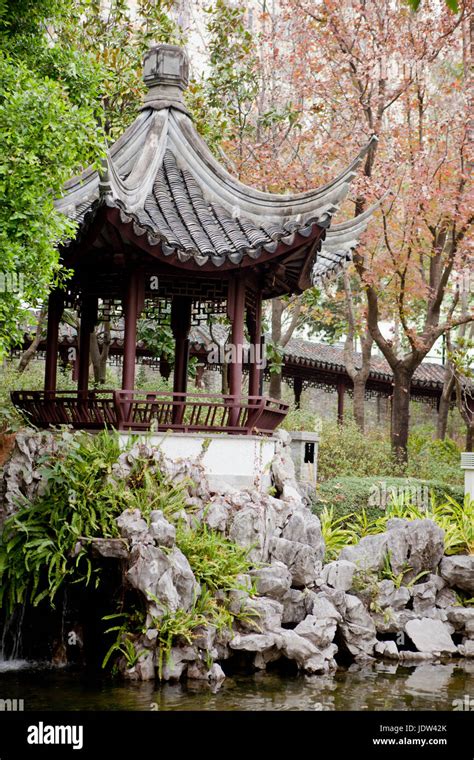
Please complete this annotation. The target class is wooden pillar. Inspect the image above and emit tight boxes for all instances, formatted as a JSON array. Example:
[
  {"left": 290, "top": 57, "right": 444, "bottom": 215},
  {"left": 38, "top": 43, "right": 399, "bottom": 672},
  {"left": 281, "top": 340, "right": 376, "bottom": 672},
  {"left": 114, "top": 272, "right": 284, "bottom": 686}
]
[
  {"left": 122, "top": 270, "right": 141, "bottom": 391},
  {"left": 228, "top": 274, "right": 246, "bottom": 426},
  {"left": 44, "top": 290, "right": 64, "bottom": 393},
  {"left": 77, "top": 296, "right": 97, "bottom": 393},
  {"left": 160, "top": 353, "right": 171, "bottom": 381},
  {"left": 246, "top": 289, "right": 263, "bottom": 398},
  {"left": 171, "top": 296, "right": 192, "bottom": 395},
  {"left": 171, "top": 296, "right": 192, "bottom": 425},
  {"left": 293, "top": 376, "right": 303, "bottom": 409},
  {"left": 337, "top": 379, "right": 345, "bottom": 424}
]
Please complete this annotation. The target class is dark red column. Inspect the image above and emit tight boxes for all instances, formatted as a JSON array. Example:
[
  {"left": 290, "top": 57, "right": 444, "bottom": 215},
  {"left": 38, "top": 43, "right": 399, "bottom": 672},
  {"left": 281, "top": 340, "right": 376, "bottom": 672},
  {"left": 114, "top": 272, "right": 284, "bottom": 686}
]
[
  {"left": 246, "top": 289, "right": 263, "bottom": 398},
  {"left": 78, "top": 296, "right": 97, "bottom": 393},
  {"left": 122, "top": 270, "right": 141, "bottom": 391},
  {"left": 228, "top": 274, "right": 246, "bottom": 426},
  {"left": 44, "top": 290, "right": 64, "bottom": 393},
  {"left": 293, "top": 376, "right": 303, "bottom": 409},
  {"left": 171, "top": 296, "right": 192, "bottom": 424},
  {"left": 171, "top": 296, "right": 192, "bottom": 394}
]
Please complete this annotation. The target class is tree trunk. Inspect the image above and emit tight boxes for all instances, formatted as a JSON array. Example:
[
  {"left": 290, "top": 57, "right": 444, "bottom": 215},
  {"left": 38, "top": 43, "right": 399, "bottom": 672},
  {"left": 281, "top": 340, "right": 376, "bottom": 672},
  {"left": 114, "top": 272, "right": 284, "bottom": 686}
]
[
  {"left": 269, "top": 298, "right": 284, "bottom": 400},
  {"left": 90, "top": 332, "right": 102, "bottom": 384},
  {"left": 342, "top": 270, "right": 373, "bottom": 431},
  {"left": 269, "top": 296, "right": 303, "bottom": 401},
  {"left": 352, "top": 376, "right": 367, "bottom": 430},
  {"left": 436, "top": 364, "right": 455, "bottom": 440},
  {"left": 90, "top": 322, "right": 111, "bottom": 384},
  {"left": 466, "top": 424, "right": 473, "bottom": 452},
  {"left": 391, "top": 366, "right": 413, "bottom": 462},
  {"left": 269, "top": 372, "right": 282, "bottom": 399},
  {"left": 17, "top": 305, "right": 47, "bottom": 373}
]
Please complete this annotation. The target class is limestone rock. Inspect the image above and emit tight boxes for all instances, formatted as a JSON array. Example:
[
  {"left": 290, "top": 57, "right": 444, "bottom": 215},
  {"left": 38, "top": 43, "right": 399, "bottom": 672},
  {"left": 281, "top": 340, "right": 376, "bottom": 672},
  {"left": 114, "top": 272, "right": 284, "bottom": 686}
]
[
  {"left": 161, "top": 658, "right": 187, "bottom": 681},
  {"left": 0, "top": 430, "right": 57, "bottom": 520},
  {"left": 253, "top": 647, "right": 282, "bottom": 670},
  {"left": 117, "top": 509, "right": 151, "bottom": 545},
  {"left": 412, "top": 580, "right": 438, "bottom": 616},
  {"left": 201, "top": 501, "right": 229, "bottom": 532},
  {"left": 89, "top": 537, "right": 129, "bottom": 560},
  {"left": 376, "top": 580, "right": 411, "bottom": 611},
  {"left": 187, "top": 662, "right": 225, "bottom": 683},
  {"left": 168, "top": 547, "right": 201, "bottom": 611},
  {"left": 465, "top": 619, "right": 474, "bottom": 640},
  {"left": 230, "top": 633, "right": 276, "bottom": 652},
  {"left": 436, "top": 587, "right": 458, "bottom": 609},
  {"left": 445, "top": 606, "right": 474, "bottom": 631},
  {"left": 338, "top": 594, "right": 377, "bottom": 657},
  {"left": 229, "top": 504, "right": 277, "bottom": 563},
  {"left": 386, "top": 519, "right": 445, "bottom": 581},
  {"left": 339, "top": 534, "right": 388, "bottom": 572},
  {"left": 374, "top": 640, "right": 399, "bottom": 660},
  {"left": 317, "top": 585, "right": 347, "bottom": 616},
  {"left": 440, "top": 556, "right": 474, "bottom": 593},
  {"left": 240, "top": 597, "right": 283, "bottom": 632},
  {"left": 276, "top": 629, "right": 336, "bottom": 674},
  {"left": 405, "top": 618, "right": 457, "bottom": 654},
  {"left": 249, "top": 562, "right": 292, "bottom": 600},
  {"left": 311, "top": 594, "right": 343, "bottom": 623},
  {"left": 294, "top": 611, "right": 338, "bottom": 649},
  {"left": 399, "top": 651, "right": 434, "bottom": 663},
  {"left": 281, "top": 589, "right": 308, "bottom": 625},
  {"left": 458, "top": 640, "right": 474, "bottom": 657},
  {"left": 193, "top": 625, "right": 217, "bottom": 651},
  {"left": 280, "top": 508, "right": 324, "bottom": 558},
  {"left": 149, "top": 510, "right": 176, "bottom": 547},
  {"left": 372, "top": 609, "right": 416, "bottom": 635},
  {"left": 127, "top": 543, "right": 199, "bottom": 617},
  {"left": 123, "top": 648, "right": 156, "bottom": 681},
  {"left": 322, "top": 560, "right": 357, "bottom": 592},
  {"left": 269, "top": 537, "right": 318, "bottom": 587}
]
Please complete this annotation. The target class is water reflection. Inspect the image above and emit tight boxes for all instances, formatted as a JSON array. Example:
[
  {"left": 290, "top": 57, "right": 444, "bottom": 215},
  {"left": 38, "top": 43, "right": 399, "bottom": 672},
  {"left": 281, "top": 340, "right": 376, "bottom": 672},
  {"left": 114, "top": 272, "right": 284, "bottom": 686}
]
[{"left": 0, "top": 660, "right": 471, "bottom": 711}]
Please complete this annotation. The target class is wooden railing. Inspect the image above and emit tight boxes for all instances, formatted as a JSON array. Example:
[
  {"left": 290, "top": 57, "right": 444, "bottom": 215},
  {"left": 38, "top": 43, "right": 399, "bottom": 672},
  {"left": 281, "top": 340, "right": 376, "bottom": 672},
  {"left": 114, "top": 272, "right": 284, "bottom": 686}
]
[
  {"left": 10, "top": 390, "right": 117, "bottom": 429},
  {"left": 11, "top": 390, "right": 288, "bottom": 435}
]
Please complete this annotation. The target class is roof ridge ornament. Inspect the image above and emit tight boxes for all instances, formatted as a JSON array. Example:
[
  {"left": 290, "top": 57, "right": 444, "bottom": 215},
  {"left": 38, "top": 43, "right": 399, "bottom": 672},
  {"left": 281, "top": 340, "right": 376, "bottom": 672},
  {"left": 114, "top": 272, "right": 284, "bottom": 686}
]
[{"left": 142, "top": 44, "right": 191, "bottom": 116}]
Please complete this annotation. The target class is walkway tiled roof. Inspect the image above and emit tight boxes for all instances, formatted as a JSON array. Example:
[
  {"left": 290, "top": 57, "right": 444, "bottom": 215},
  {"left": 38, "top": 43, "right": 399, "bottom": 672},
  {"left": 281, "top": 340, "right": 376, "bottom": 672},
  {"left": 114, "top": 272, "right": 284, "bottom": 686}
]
[{"left": 283, "top": 336, "right": 446, "bottom": 389}]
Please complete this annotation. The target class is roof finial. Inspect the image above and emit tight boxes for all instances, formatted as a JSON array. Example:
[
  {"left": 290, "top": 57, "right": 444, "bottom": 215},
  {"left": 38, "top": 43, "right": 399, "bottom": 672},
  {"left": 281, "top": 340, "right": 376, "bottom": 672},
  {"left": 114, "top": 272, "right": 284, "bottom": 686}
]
[{"left": 142, "top": 44, "right": 190, "bottom": 114}]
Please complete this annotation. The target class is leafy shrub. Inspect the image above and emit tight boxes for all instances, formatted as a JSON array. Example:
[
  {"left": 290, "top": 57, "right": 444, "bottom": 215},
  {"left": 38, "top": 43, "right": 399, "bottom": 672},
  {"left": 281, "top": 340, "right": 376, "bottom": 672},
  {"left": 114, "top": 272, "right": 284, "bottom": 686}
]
[
  {"left": 317, "top": 420, "right": 400, "bottom": 481},
  {"left": 280, "top": 407, "right": 321, "bottom": 432},
  {"left": 319, "top": 505, "right": 355, "bottom": 561},
  {"left": 312, "top": 476, "right": 464, "bottom": 525},
  {"left": 406, "top": 430, "right": 463, "bottom": 484},
  {"left": 385, "top": 493, "right": 474, "bottom": 556},
  {"left": 176, "top": 521, "right": 253, "bottom": 592},
  {"left": 315, "top": 489, "right": 473, "bottom": 560},
  {"left": 316, "top": 419, "right": 463, "bottom": 485}
]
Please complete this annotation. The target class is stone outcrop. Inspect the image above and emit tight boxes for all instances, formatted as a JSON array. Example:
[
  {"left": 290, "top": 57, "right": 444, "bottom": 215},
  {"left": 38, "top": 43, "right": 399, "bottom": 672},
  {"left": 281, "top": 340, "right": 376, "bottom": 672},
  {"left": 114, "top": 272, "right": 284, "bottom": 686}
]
[
  {"left": 1, "top": 428, "right": 471, "bottom": 686},
  {"left": 405, "top": 618, "right": 458, "bottom": 655},
  {"left": 440, "top": 556, "right": 474, "bottom": 593}
]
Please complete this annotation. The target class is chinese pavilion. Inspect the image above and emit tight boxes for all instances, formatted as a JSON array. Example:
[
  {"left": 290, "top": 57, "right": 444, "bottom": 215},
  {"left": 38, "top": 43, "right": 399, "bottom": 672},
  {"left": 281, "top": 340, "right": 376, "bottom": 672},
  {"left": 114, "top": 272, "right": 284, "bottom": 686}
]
[{"left": 12, "top": 44, "right": 378, "bottom": 435}]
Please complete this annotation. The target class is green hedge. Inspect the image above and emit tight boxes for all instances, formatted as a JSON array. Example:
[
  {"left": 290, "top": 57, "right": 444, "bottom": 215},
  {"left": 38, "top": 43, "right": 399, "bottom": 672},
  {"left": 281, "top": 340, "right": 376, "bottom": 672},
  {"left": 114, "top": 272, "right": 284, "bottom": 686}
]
[{"left": 311, "top": 475, "right": 465, "bottom": 524}]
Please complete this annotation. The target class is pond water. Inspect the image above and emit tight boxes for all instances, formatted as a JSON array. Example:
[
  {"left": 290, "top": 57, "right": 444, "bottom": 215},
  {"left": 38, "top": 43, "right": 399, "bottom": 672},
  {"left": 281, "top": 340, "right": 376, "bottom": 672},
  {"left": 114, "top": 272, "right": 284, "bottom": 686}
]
[{"left": 0, "top": 659, "right": 472, "bottom": 711}]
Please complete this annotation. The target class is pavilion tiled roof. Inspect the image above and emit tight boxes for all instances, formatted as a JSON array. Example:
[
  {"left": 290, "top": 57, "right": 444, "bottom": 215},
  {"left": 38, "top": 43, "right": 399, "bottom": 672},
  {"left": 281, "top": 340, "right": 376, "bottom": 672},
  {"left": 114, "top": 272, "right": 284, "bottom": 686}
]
[{"left": 55, "top": 44, "right": 379, "bottom": 280}]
